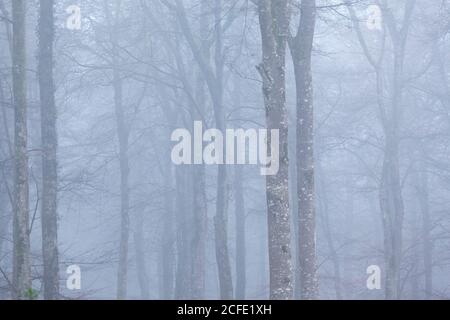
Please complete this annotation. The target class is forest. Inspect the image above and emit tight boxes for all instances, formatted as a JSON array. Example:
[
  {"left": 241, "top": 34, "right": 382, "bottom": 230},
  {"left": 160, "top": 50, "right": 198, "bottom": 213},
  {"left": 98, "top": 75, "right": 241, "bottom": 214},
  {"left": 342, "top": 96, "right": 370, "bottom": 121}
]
[{"left": 0, "top": 0, "right": 449, "bottom": 300}]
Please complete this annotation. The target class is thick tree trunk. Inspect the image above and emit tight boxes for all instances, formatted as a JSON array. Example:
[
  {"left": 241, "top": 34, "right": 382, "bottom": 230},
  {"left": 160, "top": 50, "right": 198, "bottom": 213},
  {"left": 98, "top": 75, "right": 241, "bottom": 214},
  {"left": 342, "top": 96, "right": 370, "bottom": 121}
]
[
  {"left": 12, "top": 0, "right": 31, "bottom": 300},
  {"left": 257, "top": 0, "right": 293, "bottom": 300},
  {"left": 288, "top": 0, "right": 318, "bottom": 300},
  {"left": 38, "top": 0, "right": 59, "bottom": 300}
]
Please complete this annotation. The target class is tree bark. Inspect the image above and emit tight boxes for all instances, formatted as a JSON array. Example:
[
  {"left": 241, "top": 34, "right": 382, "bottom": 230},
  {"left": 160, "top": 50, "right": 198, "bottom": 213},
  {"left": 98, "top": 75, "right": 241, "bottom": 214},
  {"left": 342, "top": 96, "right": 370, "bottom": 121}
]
[
  {"left": 12, "top": 0, "right": 31, "bottom": 300},
  {"left": 288, "top": 0, "right": 318, "bottom": 300},
  {"left": 257, "top": 0, "right": 293, "bottom": 300},
  {"left": 38, "top": 0, "right": 60, "bottom": 300}
]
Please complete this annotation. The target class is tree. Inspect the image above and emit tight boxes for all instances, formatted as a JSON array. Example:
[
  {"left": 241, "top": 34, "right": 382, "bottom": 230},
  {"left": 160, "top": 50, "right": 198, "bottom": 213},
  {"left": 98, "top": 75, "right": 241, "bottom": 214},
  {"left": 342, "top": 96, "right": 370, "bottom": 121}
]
[
  {"left": 104, "top": 0, "right": 131, "bottom": 300},
  {"left": 12, "top": 0, "right": 31, "bottom": 300},
  {"left": 38, "top": 0, "right": 60, "bottom": 300},
  {"left": 346, "top": 0, "right": 416, "bottom": 299},
  {"left": 256, "top": 0, "right": 293, "bottom": 300},
  {"left": 171, "top": 0, "right": 234, "bottom": 299},
  {"left": 288, "top": 0, "right": 318, "bottom": 300}
]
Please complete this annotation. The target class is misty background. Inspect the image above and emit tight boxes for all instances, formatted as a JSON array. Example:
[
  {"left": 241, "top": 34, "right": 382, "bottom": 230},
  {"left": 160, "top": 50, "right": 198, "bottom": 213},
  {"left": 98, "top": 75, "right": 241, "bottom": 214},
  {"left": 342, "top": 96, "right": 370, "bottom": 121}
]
[{"left": 0, "top": 0, "right": 449, "bottom": 300}]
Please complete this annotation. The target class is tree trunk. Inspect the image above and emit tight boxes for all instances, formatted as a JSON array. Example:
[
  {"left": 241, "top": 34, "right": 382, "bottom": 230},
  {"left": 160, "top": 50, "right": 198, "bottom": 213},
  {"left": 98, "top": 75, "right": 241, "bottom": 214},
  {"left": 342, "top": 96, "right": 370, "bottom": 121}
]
[
  {"left": 346, "top": 0, "right": 416, "bottom": 300},
  {"left": 104, "top": 0, "right": 131, "bottom": 300},
  {"left": 173, "top": 0, "right": 233, "bottom": 299},
  {"left": 38, "top": 0, "right": 59, "bottom": 300},
  {"left": 12, "top": 0, "right": 31, "bottom": 300},
  {"left": 114, "top": 66, "right": 130, "bottom": 300},
  {"left": 134, "top": 208, "right": 149, "bottom": 299},
  {"left": 317, "top": 162, "right": 342, "bottom": 300},
  {"left": 234, "top": 164, "right": 246, "bottom": 299},
  {"left": 175, "top": 166, "right": 192, "bottom": 299},
  {"left": 191, "top": 65, "right": 208, "bottom": 300},
  {"left": 0, "top": 77, "right": 13, "bottom": 273},
  {"left": 417, "top": 148, "right": 432, "bottom": 299},
  {"left": 379, "top": 133, "right": 404, "bottom": 300},
  {"left": 112, "top": 48, "right": 129, "bottom": 301},
  {"left": 257, "top": 0, "right": 293, "bottom": 300},
  {"left": 288, "top": 0, "right": 318, "bottom": 300},
  {"left": 161, "top": 164, "right": 175, "bottom": 299},
  {"left": 233, "top": 78, "right": 246, "bottom": 300},
  {"left": 212, "top": 0, "right": 233, "bottom": 300}
]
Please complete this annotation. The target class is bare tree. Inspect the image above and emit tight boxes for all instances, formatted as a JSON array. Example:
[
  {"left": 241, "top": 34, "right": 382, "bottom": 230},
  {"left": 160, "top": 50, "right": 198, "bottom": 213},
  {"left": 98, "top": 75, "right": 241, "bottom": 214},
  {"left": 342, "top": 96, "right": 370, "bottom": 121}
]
[
  {"left": 12, "top": 0, "right": 31, "bottom": 300},
  {"left": 256, "top": 0, "right": 293, "bottom": 300},
  {"left": 38, "top": 0, "right": 59, "bottom": 300},
  {"left": 288, "top": 0, "right": 318, "bottom": 300},
  {"left": 171, "top": 0, "right": 234, "bottom": 299}
]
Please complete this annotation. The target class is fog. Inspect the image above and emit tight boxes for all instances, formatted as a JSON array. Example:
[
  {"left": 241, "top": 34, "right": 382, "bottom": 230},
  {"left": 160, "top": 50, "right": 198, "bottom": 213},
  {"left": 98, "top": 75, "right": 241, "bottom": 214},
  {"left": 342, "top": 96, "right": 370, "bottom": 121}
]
[{"left": 0, "top": 0, "right": 449, "bottom": 300}]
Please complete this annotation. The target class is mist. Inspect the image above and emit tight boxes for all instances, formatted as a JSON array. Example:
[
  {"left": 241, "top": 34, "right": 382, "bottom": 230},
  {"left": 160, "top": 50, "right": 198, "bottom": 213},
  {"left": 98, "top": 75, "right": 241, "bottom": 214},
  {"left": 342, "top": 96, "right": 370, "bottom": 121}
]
[{"left": 0, "top": 0, "right": 449, "bottom": 300}]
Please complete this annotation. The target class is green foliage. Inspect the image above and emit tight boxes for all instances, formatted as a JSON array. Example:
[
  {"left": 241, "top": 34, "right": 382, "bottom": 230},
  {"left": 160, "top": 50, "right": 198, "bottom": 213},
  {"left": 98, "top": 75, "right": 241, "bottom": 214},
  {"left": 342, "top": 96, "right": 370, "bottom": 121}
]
[{"left": 24, "top": 288, "right": 39, "bottom": 300}]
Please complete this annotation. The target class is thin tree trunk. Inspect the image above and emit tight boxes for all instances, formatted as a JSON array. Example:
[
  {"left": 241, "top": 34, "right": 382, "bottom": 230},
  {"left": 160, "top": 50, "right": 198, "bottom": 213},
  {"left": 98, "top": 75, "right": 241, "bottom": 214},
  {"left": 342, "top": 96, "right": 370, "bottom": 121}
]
[
  {"left": 317, "top": 162, "right": 342, "bottom": 300},
  {"left": 161, "top": 165, "right": 175, "bottom": 299},
  {"left": 134, "top": 209, "right": 149, "bottom": 299},
  {"left": 257, "top": 0, "right": 293, "bottom": 300},
  {"left": 113, "top": 65, "right": 130, "bottom": 300},
  {"left": 0, "top": 78, "right": 13, "bottom": 268},
  {"left": 212, "top": 0, "right": 233, "bottom": 300},
  {"left": 191, "top": 72, "right": 207, "bottom": 300},
  {"left": 233, "top": 78, "right": 246, "bottom": 300},
  {"left": 346, "top": 0, "right": 415, "bottom": 300},
  {"left": 175, "top": 166, "right": 192, "bottom": 299},
  {"left": 38, "top": 0, "right": 59, "bottom": 300},
  {"left": 190, "top": 5, "right": 208, "bottom": 296},
  {"left": 234, "top": 164, "right": 246, "bottom": 299},
  {"left": 289, "top": 142, "right": 300, "bottom": 299},
  {"left": 417, "top": 148, "right": 432, "bottom": 299},
  {"left": 173, "top": 0, "right": 233, "bottom": 299},
  {"left": 12, "top": 0, "right": 31, "bottom": 300},
  {"left": 104, "top": 0, "right": 131, "bottom": 300}
]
